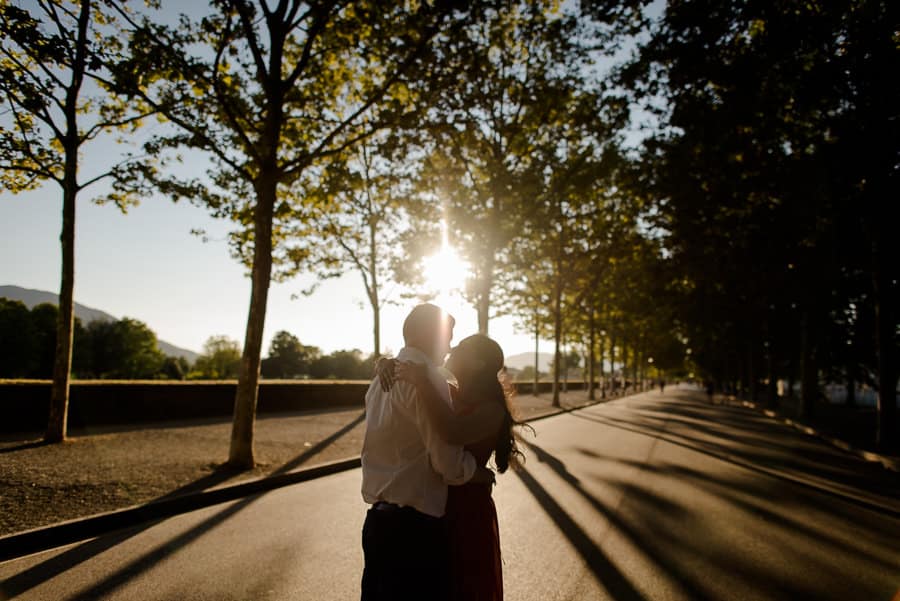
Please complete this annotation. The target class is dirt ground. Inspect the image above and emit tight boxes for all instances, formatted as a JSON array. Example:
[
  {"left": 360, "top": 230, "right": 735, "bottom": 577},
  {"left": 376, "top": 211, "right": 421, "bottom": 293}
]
[{"left": 0, "top": 390, "right": 600, "bottom": 536}]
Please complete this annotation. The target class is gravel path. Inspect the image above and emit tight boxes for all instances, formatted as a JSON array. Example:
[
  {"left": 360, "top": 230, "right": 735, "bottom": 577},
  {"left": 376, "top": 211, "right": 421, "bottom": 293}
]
[{"left": 0, "top": 389, "right": 607, "bottom": 536}]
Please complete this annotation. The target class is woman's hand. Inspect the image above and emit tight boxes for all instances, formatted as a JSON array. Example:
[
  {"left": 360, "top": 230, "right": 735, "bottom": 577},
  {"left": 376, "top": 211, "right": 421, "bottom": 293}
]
[
  {"left": 394, "top": 360, "right": 429, "bottom": 388},
  {"left": 374, "top": 357, "right": 398, "bottom": 392}
]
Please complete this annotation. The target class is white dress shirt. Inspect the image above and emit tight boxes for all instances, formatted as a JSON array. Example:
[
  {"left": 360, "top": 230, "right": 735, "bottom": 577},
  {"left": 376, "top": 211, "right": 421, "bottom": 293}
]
[{"left": 361, "top": 346, "right": 476, "bottom": 518}]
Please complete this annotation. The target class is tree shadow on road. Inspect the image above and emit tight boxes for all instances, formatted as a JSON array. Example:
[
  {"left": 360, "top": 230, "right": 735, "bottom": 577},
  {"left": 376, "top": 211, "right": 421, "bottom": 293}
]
[
  {"left": 520, "top": 440, "right": 861, "bottom": 601},
  {"left": 513, "top": 465, "right": 648, "bottom": 601},
  {"left": 581, "top": 453, "right": 900, "bottom": 574},
  {"left": 569, "top": 403, "right": 900, "bottom": 514},
  {"left": 0, "top": 411, "right": 365, "bottom": 600}
]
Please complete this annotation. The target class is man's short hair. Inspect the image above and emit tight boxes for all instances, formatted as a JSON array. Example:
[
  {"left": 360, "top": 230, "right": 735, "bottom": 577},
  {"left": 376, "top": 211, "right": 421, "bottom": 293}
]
[{"left": 403, "top": 303, "right": 455, "bottom": 344}]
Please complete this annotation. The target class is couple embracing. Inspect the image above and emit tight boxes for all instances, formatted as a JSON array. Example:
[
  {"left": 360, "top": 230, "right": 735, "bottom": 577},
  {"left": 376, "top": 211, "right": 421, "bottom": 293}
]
[{"left": 360, "top": 303, "right": 524, "bottom": 601}]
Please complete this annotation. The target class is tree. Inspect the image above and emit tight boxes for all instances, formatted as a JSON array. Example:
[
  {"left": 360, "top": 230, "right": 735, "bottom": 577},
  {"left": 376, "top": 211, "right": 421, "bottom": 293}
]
[
  {"left": 160, "top": 356, "right": 187, "bottom": 380},
  {"left": 310, "top": 348, "right": 372, "bottom": 380},
  {"left": 0, "top": 298, "right": 35, "bottom": 377},
  {"left": 193, "top": 336, "right": 242, "bottom": 380},
  {"left": 1, "top": 0, "right": 149, "bottom": 441},
  {"left": 79, "top": 317, "right": 165, "bottom": 379},
  {"left": 28, "top": 303, "right": 61, "bottom": 378},
  {"left": 622, "top": 0, "right": 899, "bottom": 446},
  {"left": 114, "top": 0, "right": 474, "bottom": 468},
  {"left": 412, "top": 2, "right": 588, "bottom": 334},
  {"left": 261, "top": 330, "right": 319, "bottom": 378},
  {"left": 301, "top": 137, "right": 420, "bottom": 357}
]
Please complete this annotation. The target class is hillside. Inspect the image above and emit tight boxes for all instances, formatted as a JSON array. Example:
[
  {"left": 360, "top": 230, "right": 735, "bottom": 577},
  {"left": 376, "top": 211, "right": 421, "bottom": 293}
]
[
  {"left": 505, "top": 351, "right": 554, "bottom": 372},
  {"left": 0, "top": 285, "right": 199, "bottom": 362}
]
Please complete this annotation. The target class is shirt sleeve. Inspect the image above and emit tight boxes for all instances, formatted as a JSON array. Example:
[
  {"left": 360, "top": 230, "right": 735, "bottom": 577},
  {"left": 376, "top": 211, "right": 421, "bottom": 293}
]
[{"left": 396, "top": 371, "right": 476, "bottom": 485}]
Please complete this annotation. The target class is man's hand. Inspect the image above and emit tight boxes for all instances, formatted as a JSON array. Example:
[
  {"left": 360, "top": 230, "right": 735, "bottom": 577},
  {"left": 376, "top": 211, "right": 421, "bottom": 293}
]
[
  {"left": 469, "top": 466, "right": 496, "bottom": 487},
  {"left": 375, "top": 357, "right": 398, "bottom": 392}
]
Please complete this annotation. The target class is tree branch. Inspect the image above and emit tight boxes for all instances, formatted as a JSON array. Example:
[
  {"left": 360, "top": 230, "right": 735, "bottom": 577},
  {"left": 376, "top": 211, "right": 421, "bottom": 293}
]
[
  {"left": 230, "top": 0, "right": 269, "bottom": 85},
  {"left": 210, "top": 13, "right": 259, "bottom": 163},
  {"left": 3, "top": 89, "right": 63, "bottom": 182},
  {"left": 0, "top": 46, "right": 67, "bottom": 111},
  {"left": 284, "top": 2, "right": 335, "bottom": 90}
]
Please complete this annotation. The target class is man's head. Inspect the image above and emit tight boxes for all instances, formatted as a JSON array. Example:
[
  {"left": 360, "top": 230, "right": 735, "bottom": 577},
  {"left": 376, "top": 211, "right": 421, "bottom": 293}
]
[{"left": 403, "top": 303, "right": 455, "bottom": 364}]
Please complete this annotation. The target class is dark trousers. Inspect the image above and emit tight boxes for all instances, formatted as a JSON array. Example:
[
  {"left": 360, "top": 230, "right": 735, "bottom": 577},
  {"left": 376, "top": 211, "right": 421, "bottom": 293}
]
[{"left": 361, "top": 505, "right": 450, "bottom": 601}]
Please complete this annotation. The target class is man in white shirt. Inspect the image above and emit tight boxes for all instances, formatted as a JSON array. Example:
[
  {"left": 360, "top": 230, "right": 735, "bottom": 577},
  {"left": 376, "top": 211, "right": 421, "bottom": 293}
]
[{"left": 360, "top": 303, "right": 491, "bottom": 601}]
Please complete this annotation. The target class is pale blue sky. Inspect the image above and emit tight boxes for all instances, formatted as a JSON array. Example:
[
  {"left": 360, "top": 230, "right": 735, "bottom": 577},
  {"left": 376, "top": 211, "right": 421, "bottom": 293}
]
[{"left": 0, "top": 182, "right": 541, "bottom": 358}]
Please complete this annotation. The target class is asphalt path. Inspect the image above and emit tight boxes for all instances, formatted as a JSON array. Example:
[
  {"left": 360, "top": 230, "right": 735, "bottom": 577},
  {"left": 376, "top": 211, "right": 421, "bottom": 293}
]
[{"left": 2, "top": 386, "right": 899, "bottom": 600}]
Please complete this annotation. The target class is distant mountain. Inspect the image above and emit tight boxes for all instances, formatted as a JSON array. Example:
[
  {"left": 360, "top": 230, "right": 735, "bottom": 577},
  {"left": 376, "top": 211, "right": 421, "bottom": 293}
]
[
  {"left": 504, "top": 351, "right": 554, "bottom": 372},
  {"left": 156, "top": 340, "right": 198, "bottom": 363},
  {"left": 0, "top": 285, "right": 199, "bottom": 362}
]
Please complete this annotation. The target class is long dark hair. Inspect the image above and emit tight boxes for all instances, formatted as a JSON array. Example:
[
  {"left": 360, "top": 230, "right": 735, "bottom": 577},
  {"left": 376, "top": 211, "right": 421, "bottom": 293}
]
[{"left": 456, "top": 334, "right": 530, "bottom": 473}]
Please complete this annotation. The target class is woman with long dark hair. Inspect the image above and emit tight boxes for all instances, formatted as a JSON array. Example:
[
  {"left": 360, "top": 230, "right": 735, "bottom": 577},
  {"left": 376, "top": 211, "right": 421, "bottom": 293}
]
[{"left": 392, "top": 333, "right": 526, "bottom": 601}]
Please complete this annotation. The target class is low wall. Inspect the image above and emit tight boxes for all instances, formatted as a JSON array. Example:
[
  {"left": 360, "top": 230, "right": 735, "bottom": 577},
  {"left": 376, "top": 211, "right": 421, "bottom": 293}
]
[
  {"left": 0, "top": 379, "right": 590, "bottom": 433},
  {"left": 0, "top": 380, "right": 369, "bottom": 433}
]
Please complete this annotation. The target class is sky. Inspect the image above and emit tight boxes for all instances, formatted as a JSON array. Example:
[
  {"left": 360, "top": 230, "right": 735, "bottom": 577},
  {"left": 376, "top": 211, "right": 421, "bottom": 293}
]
[
  {"left": 0, "top": 182, "right": 544, "bottom": 360},
  {"left": 0, "top": 0, "right": 656, "bottom": 364}
]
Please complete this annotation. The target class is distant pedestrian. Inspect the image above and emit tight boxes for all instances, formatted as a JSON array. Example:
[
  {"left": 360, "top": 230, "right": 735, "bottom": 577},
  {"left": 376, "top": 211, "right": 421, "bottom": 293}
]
[
  {"left": 706, "top": 380, "right": 715, "bottom": 404},
  {"left": 659, "top": 379, "right": 665, "bottom": 394}
]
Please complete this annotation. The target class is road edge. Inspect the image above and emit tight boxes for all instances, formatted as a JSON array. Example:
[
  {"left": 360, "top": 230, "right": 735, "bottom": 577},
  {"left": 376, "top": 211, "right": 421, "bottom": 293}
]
[{"left": 719, "top": 396, "right": 900, "bottom": 473}]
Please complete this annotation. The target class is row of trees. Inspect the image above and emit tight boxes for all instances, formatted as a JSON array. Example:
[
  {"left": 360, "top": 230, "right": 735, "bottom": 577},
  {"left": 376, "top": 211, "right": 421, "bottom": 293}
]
[
  {"left": 2, "top": 0, "right": 895, "bottom": 462},
  {"left": 0, "top": 299, "right": 173, "bottom": 379},
  {"left": 0, "top": 299, "right": 373, "bottom": 381},
  {"left": 616, "top": 0, "right": 898, "bottom": 447}
]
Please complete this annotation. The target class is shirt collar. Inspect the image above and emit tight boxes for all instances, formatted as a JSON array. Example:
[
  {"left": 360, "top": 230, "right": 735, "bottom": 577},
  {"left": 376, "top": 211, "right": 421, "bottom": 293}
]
[{"left": 397, "top": 346, "right": 433, "bottom": 366}]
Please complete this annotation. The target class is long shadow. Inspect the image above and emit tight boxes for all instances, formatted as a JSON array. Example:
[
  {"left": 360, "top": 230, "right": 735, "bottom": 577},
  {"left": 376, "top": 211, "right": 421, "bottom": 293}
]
[
  {"left": 589, "top": 406, "right": 900, "bottom": 499},
  {"left": 0, "top": 411, "right": 365, "bottom": 599},
  {"left": 522, "top": 441, "right": 717, "bottom": 601},
  {"left": 524, "top": 442, "right": 816, "bottom": 601},
  {"left": 569, "top": 410, "right": 900, "bottom": 519},
  {"left": 579, "top": 452, "right": 900, "bottom": 573},
  {"left": 620, "top": 406, "right": 880, "bottom": 484},
  {"left": 625, "top": 402, "right": 900, "bottom": 498},
  {"left": 0, "top": 440, "right": 48, "bottom": 454},
  {"left": 513, "top": 466, "right": 647, "bottom": 601}
]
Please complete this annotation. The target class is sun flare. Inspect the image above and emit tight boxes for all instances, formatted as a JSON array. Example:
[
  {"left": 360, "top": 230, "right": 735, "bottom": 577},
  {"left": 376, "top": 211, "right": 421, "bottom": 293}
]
[
  {"left": 422, "top": 220, "right": 470, "bottom": 299},
  {"left": 423, "top": 246, "right": 469, "bottom": 295}
]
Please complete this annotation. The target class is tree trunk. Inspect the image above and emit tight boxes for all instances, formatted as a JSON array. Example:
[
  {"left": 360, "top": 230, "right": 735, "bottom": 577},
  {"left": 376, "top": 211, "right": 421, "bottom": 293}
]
[
  {"left": 846, "top": 369, "right": 856, "bottom": 407},
  {"left": 46, "top": 165, "right": 77, "bottom": 444},
  {"left": 766, "top": 343, "right": 778, "bottom": 410},
  {"left": 588, "top": 308, "right": 596, "bottom": 401},
  {"left": 228, "top": 176, "right": 276, "bottom": 469},
  {"left": 786, "top": 358, "right": 796, "bottom": 400},
  {"left": 637, "top": 347, "right": 644, "bottom": 391},
  {"left": 748, "top": 342, "right": 758, "bottom": 403},
  {"left": 372, "top": 301, "right": 381, "bottom": 359},
  {"left": 633, "top": 348, "right": 639, "bottom": 392},
  {"left": 46, "top": 0, "right": 90, "bottom": 444},
  {"left": 533, "top": 310, "right": 540, "bottom": 397},
  {"left": 799, "top": 311, "right": 817, "bottom": 421},
  {"left": 552, "top": 282, "right": 562, "bottom": 407},
  {"left": 369, "top": 221, "right": 381, "bottom": 357},
  {"left": 476, "top": 261, "right": 493, "bottom": 335},
  {"left": 609, "top": 332, "right": 616, "bottom": 396},
  {"left": 873, "top": 236, "right": 897, "bottom": 449},
  {"left": 598, "top": 329, "right": 606, "bottom": 399}
]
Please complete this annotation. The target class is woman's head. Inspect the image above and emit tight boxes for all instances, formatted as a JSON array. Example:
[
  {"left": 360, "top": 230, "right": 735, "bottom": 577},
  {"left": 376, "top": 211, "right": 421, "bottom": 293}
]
[
  {"left": 448, "top": 334, "right": 525, "bottom": 473},
  {"left": 446, "top": 333, "right": 504, "bottom": 385}
]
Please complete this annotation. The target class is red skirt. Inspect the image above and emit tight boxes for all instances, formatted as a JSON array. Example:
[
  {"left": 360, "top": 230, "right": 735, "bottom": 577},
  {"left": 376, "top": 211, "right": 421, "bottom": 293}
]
[{"left": 445, "top": 483, "right": 503, "bottom": 601}]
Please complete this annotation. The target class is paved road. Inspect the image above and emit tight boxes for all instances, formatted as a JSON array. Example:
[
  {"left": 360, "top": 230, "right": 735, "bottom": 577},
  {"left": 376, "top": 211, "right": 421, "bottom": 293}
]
[{"left": 2, "top": 386, "right": 899, "bottom": 600}]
